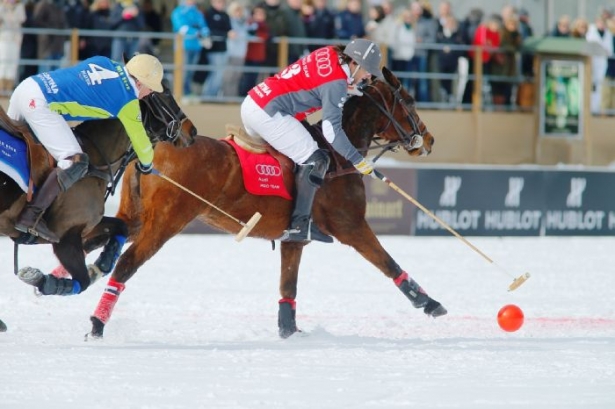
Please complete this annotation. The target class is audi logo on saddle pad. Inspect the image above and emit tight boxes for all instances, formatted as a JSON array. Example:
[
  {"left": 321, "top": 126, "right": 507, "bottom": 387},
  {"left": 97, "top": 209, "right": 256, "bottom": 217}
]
[{"left": 255, "top": 164, "right": 282, "bottom": 176}]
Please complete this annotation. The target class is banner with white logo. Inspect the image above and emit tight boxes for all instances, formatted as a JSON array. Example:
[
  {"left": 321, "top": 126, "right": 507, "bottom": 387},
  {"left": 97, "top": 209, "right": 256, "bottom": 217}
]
[
  {"left": 543, "top": 171, "right": 615, "bottom": 235},
  {"left": 413, "top": 169, "right": 544, "bottom": 236}
]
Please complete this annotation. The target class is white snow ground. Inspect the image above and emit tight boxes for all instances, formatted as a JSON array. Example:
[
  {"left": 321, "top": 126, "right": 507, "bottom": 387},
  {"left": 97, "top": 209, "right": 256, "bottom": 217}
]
[{"left": 0, "top": 234, "right": 614, "bottom": 409}]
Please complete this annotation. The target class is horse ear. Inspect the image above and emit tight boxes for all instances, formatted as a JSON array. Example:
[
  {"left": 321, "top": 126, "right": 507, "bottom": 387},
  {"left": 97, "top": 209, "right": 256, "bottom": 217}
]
[{"left": 381, "top": 66, "right": 398, "bottom": 87}]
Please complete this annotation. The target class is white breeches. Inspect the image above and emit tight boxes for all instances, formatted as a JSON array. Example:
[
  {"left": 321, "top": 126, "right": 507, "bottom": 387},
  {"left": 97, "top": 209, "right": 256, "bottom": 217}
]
[
  {"left": 7, "top": 77, "right": 82, "bottom": 166},
  {"left": 240, "top": 95, "right": 318, "bottom": 164}
]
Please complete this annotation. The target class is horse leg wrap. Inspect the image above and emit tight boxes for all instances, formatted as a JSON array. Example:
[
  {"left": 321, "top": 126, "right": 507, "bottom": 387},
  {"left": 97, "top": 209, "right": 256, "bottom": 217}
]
[
  {"left": 50, "top": 264, "right": 71, "bottom": 279},
  {"left": 394, "top": 272, "right": 448, "bottom": 318},
  {"left": 94, "top": 235, "right": 127, "bottom": 274},
  {"left": 51, "top": 251, "right": 87, "bottom": 279},
  {"left": 17, "top": 267, "right": 81, "bottom": 295},
  {"left": 41, "top": 275, "right": 81, "bottom": 295},
  {"left": 92, "top": 277, "right": 126, "bottom": 326},
  {"left": 394, "top": 271, "right": 429, "bottom": 308},
  {"left": 278, "top": 298, "right": 298, "bottom": 339}
]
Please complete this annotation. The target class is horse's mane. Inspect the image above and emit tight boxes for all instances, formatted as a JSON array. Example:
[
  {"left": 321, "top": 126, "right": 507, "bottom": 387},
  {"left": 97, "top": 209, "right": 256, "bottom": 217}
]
[
  {"left": 340, "top": 81, "right": 386, "bottom": 156},
  {"left": 74, "top": 118, "right": 124, "bottom": 136}
]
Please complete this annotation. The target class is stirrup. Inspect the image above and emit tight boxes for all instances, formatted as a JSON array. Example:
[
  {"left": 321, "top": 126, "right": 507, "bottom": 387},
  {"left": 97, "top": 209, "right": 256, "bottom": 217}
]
[
  {"left": 281, "top": 220, "right": 333, "bottom": 244},
  {"left": 15, "top": 221, "right": 59, "bottom": 243}
]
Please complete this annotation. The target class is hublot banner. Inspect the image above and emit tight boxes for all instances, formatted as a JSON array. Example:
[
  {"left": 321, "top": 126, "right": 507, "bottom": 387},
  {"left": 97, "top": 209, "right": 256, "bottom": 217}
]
[
  {"left": 406, "top": 167, "right": 615, "bottom": 237},
  {"left": 543, "top": 171, "right": 615, "bottom": 235},
  {"left": 413, "top": 169, "right": 544, "bottom": 236},
  {"left": 176, "top": 165, "right": 615, "bottom": 237}
]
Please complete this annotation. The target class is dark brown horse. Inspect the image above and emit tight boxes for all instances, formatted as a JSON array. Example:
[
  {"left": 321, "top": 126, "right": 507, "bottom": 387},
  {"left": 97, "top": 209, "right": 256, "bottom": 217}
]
[
  {"left": 0, "top": 85, "right": 195, "bottom": 298},
  {"left": 84, "top": 66, "right": 446, "bottom": 339}
]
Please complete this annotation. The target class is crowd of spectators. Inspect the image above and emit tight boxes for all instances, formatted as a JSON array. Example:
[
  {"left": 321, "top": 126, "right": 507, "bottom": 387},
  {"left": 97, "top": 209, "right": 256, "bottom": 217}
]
[{"left": 2, "top": 0, "right": 615, "bottom": 112}]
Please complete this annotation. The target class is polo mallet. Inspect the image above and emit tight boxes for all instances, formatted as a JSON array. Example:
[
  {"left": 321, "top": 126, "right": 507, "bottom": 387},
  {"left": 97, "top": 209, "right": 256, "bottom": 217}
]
[
  {"left": 372, "top": 170, "right": 530, "bottom": 291},
  {"left": 151, "top": 169, "right": 261, "bottom": 242}
]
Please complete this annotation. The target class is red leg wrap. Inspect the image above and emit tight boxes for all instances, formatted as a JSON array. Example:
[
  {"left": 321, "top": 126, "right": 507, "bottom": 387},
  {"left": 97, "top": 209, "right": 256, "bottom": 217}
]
[
  {"left": 393, "top": 271, "right": 409, "bottom": 287},
  {"left": 50, "top": 265, "right": 71, "bottom": 279},
  {"left": 93, "top": 278, "right": 126, "bottom": 324},
  {"left": 51, "top": 252, "right": 87, "bottom": 278},
  {"left": 278, "top": 298, "right": 296, "bottom": 309}
]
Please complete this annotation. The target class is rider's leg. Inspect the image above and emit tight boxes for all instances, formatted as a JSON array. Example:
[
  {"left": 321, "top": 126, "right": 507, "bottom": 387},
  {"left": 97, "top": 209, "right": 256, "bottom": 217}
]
[
  {"left": 15, "top": 153, "right": 89, "bottom": 242},
  {"left": 284, "top": 149, "right": 333, "bottom": 243},
  {"left": 241, "top": 96, "right": 333, "bottom": 243},
  {"left": 8, "top": 78, "right": 87, "bottom": 243}
]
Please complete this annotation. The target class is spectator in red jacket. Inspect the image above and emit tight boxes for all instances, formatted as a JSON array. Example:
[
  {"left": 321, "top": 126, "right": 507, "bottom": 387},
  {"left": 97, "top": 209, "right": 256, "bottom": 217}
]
[{"left": 238, "top": 4, "right": 270, "bottom": 96}]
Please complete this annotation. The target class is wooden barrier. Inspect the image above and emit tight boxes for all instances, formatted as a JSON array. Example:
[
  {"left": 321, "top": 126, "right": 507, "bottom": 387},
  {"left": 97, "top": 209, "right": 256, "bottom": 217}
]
[{"left": 2, "top": 99, "right": 614, "bottom": 167}]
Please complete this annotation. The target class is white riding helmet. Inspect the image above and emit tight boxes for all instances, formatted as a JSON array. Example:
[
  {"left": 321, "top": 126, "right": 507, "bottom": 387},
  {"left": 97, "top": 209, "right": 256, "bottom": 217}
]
[
  {"left": 125, "top": 54, "right": 164, "bottom": 93},
  {"left": 343, "top": 39, "right": 383, "bottom": 78}
]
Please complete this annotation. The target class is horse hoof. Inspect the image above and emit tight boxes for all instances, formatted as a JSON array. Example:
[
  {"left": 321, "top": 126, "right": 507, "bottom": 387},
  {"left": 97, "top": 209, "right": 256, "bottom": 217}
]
[
  {"left": 17, "top": 267, "right": 45, "bottom": 287},
  {"left": 279, "top": 327, "right": 298, "bottom": 339},
  {"left": 84, "top": 332, "right": 103, "bottom": 342},
  {"left": 0, "top": 319, "right": 7, "bottom": 332},
  {"left": 89, "top": 316, "right": 105, "bottom": 339},
  {"left": 424, "top": 299, "right": 447, "bottom": 318}
]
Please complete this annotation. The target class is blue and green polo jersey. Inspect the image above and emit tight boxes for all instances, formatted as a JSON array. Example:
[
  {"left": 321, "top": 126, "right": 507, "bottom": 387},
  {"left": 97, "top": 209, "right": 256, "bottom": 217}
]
[{"left": 31, "top": 56, "right": 153, "bottom": 165}]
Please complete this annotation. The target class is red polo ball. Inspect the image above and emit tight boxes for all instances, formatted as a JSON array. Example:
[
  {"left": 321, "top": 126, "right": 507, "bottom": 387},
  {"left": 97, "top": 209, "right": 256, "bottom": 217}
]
[{"left": 497, "top": 304, "right": 524, "bottom": 332}]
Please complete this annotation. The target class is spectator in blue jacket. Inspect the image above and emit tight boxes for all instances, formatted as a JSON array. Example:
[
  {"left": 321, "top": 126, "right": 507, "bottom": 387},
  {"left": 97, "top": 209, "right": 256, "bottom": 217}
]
[
  {"left": 171, "top": 0, "right": 210, "bottom": 97},
  {"left": 335, "top": 0, "right": 365, "bottom": 40}
]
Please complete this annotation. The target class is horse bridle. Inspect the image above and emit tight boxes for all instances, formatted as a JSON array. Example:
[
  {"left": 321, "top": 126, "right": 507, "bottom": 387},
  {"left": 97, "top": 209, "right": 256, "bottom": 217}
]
[
  {"left": 141, "top": 91, "right": 188, "bottom": 144},
  {"left": 359, "top": 81, "right": 426, "bottom": 161},
  {"left": 84, "top": 92, "right": 190, "bottom": 200}
]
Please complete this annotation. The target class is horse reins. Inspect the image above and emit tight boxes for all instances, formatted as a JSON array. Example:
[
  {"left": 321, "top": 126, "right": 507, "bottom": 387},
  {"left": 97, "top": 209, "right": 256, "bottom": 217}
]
[
  {"left": 142, "top": 92, "right": 187, "bottom": 144},
  {"left": 323, "top": 81, "right": 429, "bottom": 179},
  {"left": 361, "top": 82, "right": 426, "bottom": 156}
]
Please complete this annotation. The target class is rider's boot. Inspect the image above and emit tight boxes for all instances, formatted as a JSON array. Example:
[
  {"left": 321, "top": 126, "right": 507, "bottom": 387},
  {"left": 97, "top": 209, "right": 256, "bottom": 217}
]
[
  {"left": 15, "top": 169, "right": 62, "bottom": 243},
  {"left": 283, "top": 149, "right": 333, "bottom": 244},
  {"left": 15, "top": 153, "right": 89, "bottom": 243}
]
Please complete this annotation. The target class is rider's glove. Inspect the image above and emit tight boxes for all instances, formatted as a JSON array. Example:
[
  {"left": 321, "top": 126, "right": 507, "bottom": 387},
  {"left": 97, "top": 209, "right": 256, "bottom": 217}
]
[
  {"left": 136, "top": 161, "right": 153, "bottom": 175},
  {"left": 354, "top": 159, "right": 375, "bottom": 177},
  {"left": 347, "top": 84, "right": 364, "bottom": 96}
]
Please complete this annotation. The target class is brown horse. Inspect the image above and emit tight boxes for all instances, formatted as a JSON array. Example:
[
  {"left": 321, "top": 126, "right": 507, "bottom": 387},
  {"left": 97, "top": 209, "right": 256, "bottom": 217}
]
[
  {"left": 85, "top": 66, "right": 446, "bottom": 339},
  {"left": 0, "top": 84, "right": 195, "bottom": 298}
]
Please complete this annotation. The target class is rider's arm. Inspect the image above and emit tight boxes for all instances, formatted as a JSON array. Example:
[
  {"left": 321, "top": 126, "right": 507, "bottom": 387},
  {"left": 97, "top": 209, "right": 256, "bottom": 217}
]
[
  {"left": 320, "top": 81, "right": 364, "bottom": 165},
  {"left": 117, "top": 99, "right": 154, "bottom": 166}
]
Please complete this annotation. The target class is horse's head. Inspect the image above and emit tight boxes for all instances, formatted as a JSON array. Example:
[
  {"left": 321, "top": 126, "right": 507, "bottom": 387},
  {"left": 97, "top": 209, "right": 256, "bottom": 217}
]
[
  {"left": 139, "top": 79, "right": 197, "bottom": 147},
  {"left": 345, "top": 66, "right": 434, "bottom": 158}
]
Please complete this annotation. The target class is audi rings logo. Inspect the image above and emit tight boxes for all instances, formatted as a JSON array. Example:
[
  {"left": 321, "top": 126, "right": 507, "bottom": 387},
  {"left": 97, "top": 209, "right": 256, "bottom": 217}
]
[
  {"left": 255, "top": 164, "right": 282, "bottom": 176},
  {"left": 315, "top": 49, "right": 333, "bottom": 78}
]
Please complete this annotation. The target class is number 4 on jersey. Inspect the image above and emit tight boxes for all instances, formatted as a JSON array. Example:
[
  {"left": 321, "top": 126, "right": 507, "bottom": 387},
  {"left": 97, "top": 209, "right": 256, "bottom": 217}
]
[{"left": 87, "top": 64, "right": 120, "bottom": 85}]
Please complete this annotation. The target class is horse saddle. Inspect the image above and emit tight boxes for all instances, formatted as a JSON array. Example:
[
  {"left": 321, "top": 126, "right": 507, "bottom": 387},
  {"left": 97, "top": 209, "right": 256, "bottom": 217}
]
[
  {"left": 0, "top": 120, "right": 53, "bottom": 200},
  {"left": 224, "top": 122, "right": 357, "bottom": 185},
  {"left": 224, "top": 124, "right": 293, "bottom": 200}
]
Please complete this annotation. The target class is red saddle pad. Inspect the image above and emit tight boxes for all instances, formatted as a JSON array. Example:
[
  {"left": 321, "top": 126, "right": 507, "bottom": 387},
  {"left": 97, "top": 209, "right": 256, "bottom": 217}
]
[{"left": 226, "top": 138, "right": 292, "bottom": 200}]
